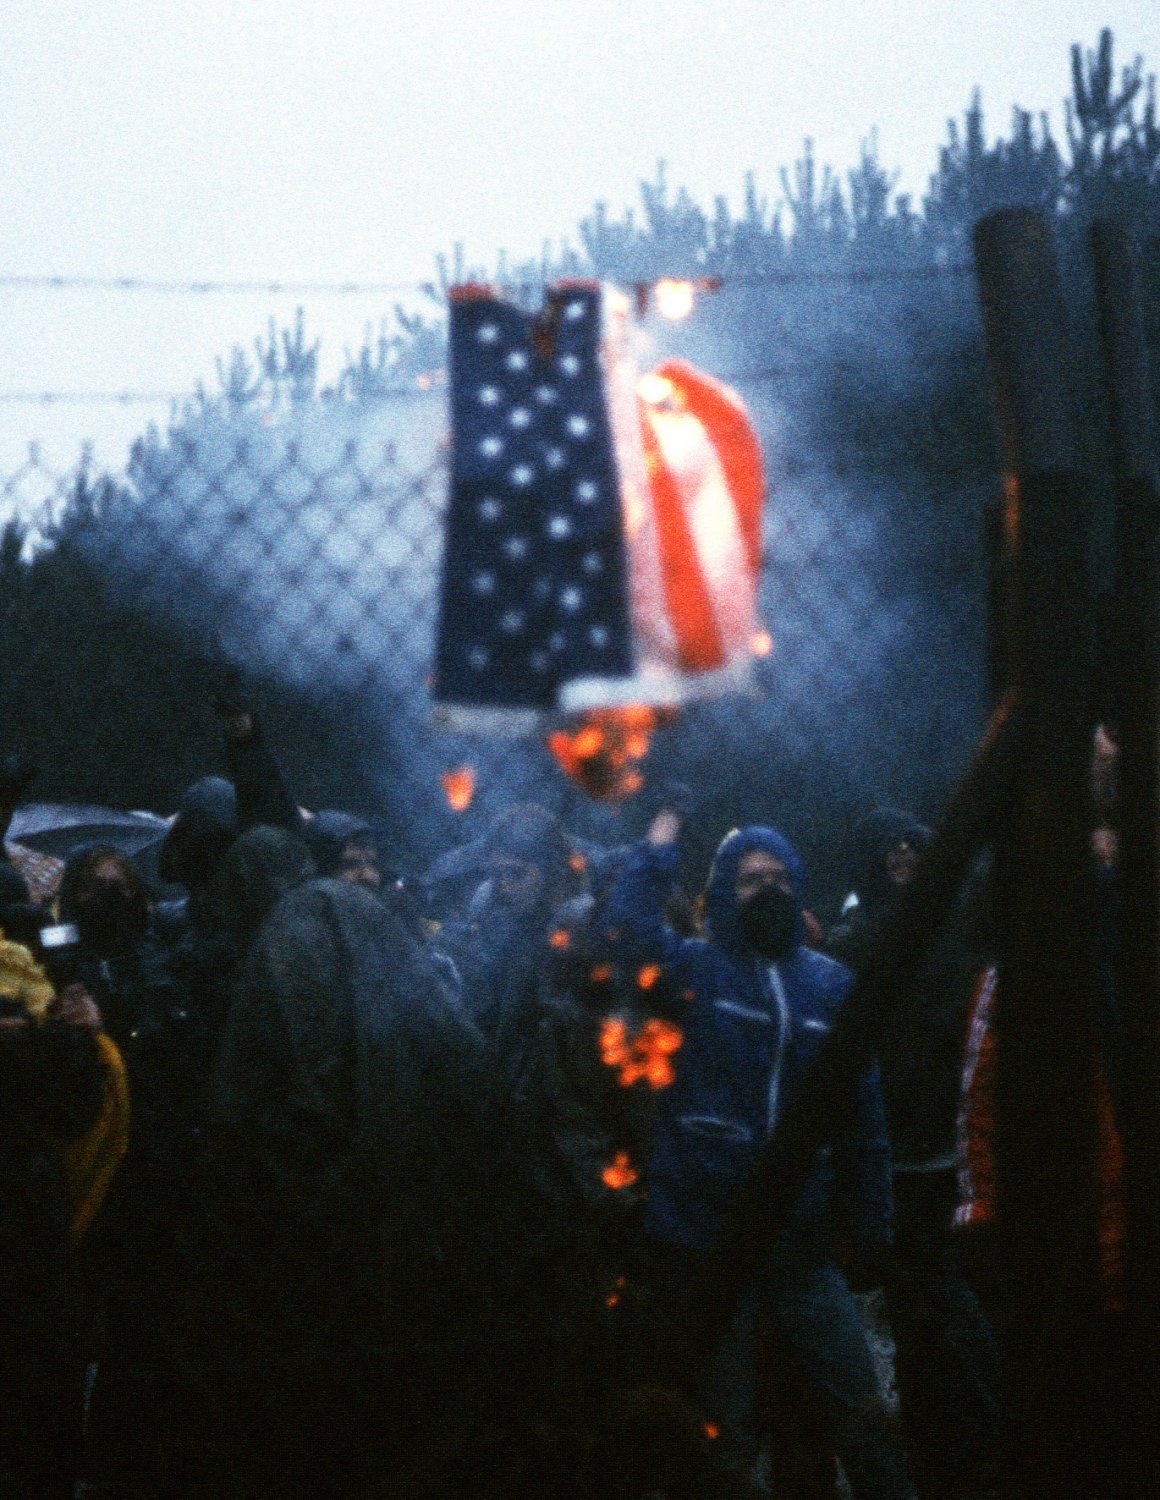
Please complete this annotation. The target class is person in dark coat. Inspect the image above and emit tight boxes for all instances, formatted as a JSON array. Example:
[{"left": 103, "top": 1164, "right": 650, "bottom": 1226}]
[
  {"left": 170, "top": 878, "right": 545, "bottom": 1499},
  {"left": 216, "top": 823, "right": 317, "bottom": 947},
  {"left": 157, "top": 775, "right": 239, "bottom": 920},
  {"left": 303, "top": 807, "right": 382, "bottom": 889},
  {"left": 827, "top": 809, "right": 998, "bottom": 1500},
  {"left": 53, "top": 844, "right": 207, "bottom": 1494},
  {"left": 606, "top": 810, "right": 907, "bottom": 1500},
  {"left": 514, "top": 893, "right": 654, "bottom": 1255},
  {"left": 442, "top": 802, "right": 585, "bottom": 1075}
]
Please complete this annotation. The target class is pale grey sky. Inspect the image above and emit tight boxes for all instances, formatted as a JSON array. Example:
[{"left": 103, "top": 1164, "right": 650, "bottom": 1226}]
[{"left": 2, "top": 0, "right": 1155, "bottom": 483}]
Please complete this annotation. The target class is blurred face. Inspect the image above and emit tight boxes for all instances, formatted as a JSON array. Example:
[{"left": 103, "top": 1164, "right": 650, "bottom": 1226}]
[
  {"left": 735, "top": 849, "right": 793, "bottom": 904},
  {"left": 492, "top": 858, "right": 543, "bottom": 910},
  {"left": 82, "top": 854, "right": 137, "bottom": 905},
  {"left": 339, "top": 841, "right": 381, "bottom": 893},
  {"left": 73, "top": 853, "right": 147, "bottom": 953}
]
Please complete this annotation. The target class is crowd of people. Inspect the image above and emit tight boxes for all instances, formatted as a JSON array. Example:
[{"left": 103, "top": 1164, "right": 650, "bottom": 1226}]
[{"left": 0, "top": 702, "right": 1130, "bottom": 1500}]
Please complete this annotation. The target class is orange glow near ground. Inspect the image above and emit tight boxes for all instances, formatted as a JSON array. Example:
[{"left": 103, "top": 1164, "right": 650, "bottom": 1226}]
[
  {"left": 440, "top": 765, "right": 476, "bottom": 811},
  {"left": 601, "top": 1151, "right": 639, "bottom": 1190}
]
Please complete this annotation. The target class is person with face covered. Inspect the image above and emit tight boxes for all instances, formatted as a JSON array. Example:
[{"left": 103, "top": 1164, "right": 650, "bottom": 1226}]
[
  {"left": 78, "top": 827, "right": 319, "bottom": 1497},
  {"left": 606, "top": 811, "right": 905, "bottom": 1500},
  {"left": 54, "top": 845, "right": 205, "bottom": 1495}
]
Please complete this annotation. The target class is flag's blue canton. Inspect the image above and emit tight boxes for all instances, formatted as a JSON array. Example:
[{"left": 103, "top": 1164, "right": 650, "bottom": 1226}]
[{"left": 435, "top": 286, "right": 634, "bottom": 710}]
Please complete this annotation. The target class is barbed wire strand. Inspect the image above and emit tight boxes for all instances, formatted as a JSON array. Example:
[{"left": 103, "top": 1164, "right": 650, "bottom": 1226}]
[{"left": 0, "top": 263, "right": 974, "bottom": 298}]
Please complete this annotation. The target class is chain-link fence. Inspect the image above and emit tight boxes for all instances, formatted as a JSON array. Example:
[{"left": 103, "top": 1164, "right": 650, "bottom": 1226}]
[{"left": 0, "top": 278, "right": 997, "bottom": 916}]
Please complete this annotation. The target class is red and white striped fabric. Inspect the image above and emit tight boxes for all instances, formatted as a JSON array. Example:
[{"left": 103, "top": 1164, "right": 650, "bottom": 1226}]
[{"left": 559, "top": 293, "right": 765, "bottom": 711}]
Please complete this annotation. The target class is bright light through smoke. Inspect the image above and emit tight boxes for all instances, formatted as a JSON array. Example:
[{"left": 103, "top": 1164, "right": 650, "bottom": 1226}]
[{"left": 654, "top": 278, "right": 696, "bottom": 321}]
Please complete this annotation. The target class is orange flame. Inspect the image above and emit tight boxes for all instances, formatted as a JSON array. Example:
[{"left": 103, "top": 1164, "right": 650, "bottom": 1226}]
[
  {"left": 440, "top": 765, "right": 476, "bottom": 812},
  {"left": 599, "top": 1014, "right": 683, "bottom": 1089},
  {"left": 637, "top": 964, "right": 662, "bottom": 991},
  {"left": 545, "top": 705, "right": 676, "bottom": 803},
  {"left": 548, "top": 928, "right": 571, "bottom": 950},
  {"left": 602, "top": 1150, "right": 639, "bottom": 1190}
]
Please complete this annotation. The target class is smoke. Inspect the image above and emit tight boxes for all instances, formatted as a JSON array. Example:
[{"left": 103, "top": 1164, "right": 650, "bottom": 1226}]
[
  {"left": 624, "top": 272, "right": 993, "bottom": 901},
  {"left": 65, "top": 232, "right": 1000, "bottom": 910}
]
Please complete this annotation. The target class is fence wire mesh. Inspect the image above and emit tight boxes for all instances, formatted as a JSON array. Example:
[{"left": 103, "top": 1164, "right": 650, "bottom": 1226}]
[{"left": 0, "top": 322, "right": 992, "bottom": 914}]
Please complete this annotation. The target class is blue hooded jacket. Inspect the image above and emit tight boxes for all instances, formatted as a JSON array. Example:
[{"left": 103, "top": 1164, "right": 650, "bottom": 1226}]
[{"left": 606, "top": 826, "right": 892, "bottom": 1253}]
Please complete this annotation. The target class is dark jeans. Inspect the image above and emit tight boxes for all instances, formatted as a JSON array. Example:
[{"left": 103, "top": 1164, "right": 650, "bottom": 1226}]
[
  {"left": 887, "top": 1170, "right": 999, "bottom": 1499},
  {"left": 644, "top": 1239, "right": 911, "bottom": 1500},
  {"left": 758, "top": 1251, "right": 911, "bottom": 1500}
]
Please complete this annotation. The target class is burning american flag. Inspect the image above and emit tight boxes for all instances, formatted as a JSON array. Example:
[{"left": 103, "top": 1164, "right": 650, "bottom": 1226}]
[{"left": 432, "top": 280, "right": 765, "bottom": 728}]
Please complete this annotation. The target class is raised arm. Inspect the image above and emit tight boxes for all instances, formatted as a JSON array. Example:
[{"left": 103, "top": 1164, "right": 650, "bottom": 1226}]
[{"left": 604, "top": 808, "right": 692, "bottom": 973}]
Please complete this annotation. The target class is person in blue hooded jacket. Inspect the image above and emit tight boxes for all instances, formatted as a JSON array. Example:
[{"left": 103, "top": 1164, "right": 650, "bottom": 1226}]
[{"left": 606, "top": 809, "right": 908, "bottom": 1500}]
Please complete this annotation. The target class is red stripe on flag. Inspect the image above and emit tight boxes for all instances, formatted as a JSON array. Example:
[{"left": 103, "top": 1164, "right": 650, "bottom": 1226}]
[
  {"left": 638, "top": 403, "right": 726, "bottom": 672},
  {"left": 654, "top": 359, "right": 764, "bottom": 575}
]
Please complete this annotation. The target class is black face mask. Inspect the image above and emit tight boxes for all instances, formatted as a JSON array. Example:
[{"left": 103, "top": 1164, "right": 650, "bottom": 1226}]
[
  {"left": 76, "top": 887, "right": 146, "bottom": 955},
  {"left": 738, "top": 883, "right": 798, "bottom": 959}
]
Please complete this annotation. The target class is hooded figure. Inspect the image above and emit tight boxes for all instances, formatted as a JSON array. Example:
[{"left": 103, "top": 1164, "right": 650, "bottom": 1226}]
[
  {"left": 443, "top": 803, "right": 584, "bottom": 1068},
  {"left": 216, "top": 824, "right": 316, "bottom": 949},
  {"left": 826, "top": 808, "right": 973, "bottom": 1179},
  {"left": 301, "top": 808, "right": 383, "bottom": 891},
  {"left": 828, "top": 811, "right": 1000, "bottom": 1499},
  {"left": 59, "top": 845, "right": 206, "bottom": 1496},
  {"left": 157, "top": 776, "right": 239, "bottom": 917},
  {"left": 608, "top": 825, "right": 890, "bottom": 1256},
  {"left": 830, "top": 808, "right": 933, "bottom": 948},
  {"left": 177, "top": 879, "right": 525, "bottom": 1498},
  {"left": 607, "top": 823, "right": 907, "bottom": 1500}
]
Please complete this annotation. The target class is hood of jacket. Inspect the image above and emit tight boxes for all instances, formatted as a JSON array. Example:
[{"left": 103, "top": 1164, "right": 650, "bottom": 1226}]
[
  {"left": 302, "top": 809, "right": 373, "bottom": 878},
  {"left": 704, "top": 825, "right": 806, "bottom": 957},
  {"left": 158, "top": 776, "right": 239, "bottom": 890},
  {"left": 847, "top": 807, "right": 931, "bottom": 912}
]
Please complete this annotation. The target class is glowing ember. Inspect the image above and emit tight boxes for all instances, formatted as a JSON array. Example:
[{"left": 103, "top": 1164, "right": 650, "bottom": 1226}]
[
  {"left": 440, "top": 765, "right": 476, "bottom": 811},
  {"left": 590, "top": 963, "right": 613, "bottom": 984},
  {"left": 605, "top": 1292, "right": 621, "bottom": 1308},
  {"left": 569, "top": 851, "right": 588, "bottom": 875},
  {"left": 600, "top": 1016, "right": 630, "bottom": 1067},
  {"left": 751, "top": 629, "right": 774, "bottom": 658},
  {"left": 571, "top": 724, "right": 605, "bottom": 758},
  {"left": 600, "top": 1014, "right": 683, "bottom": 1089},
  {"left": 602, "top": 1150, "right": 639, "bottom": 1190},
  {"left": 655, "top": 278, "right": 696, "bottom": 321},
  {"left": 548, "top": 928, "right": 571, "bottom": 950},
  {"left": 545, "top": 705, "right": 676, "bottom": 802},
  {"left": 704, "top": 1423, "right": 720, "bottom": 1440},
  {"left": 637, "top": 964, "right": 661, "bottom": 991}
]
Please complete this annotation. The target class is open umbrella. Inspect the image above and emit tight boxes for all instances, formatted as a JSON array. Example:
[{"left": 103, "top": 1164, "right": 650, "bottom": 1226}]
[{"left": 8, "top": 803, "right": 175, "bottom": 896}]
